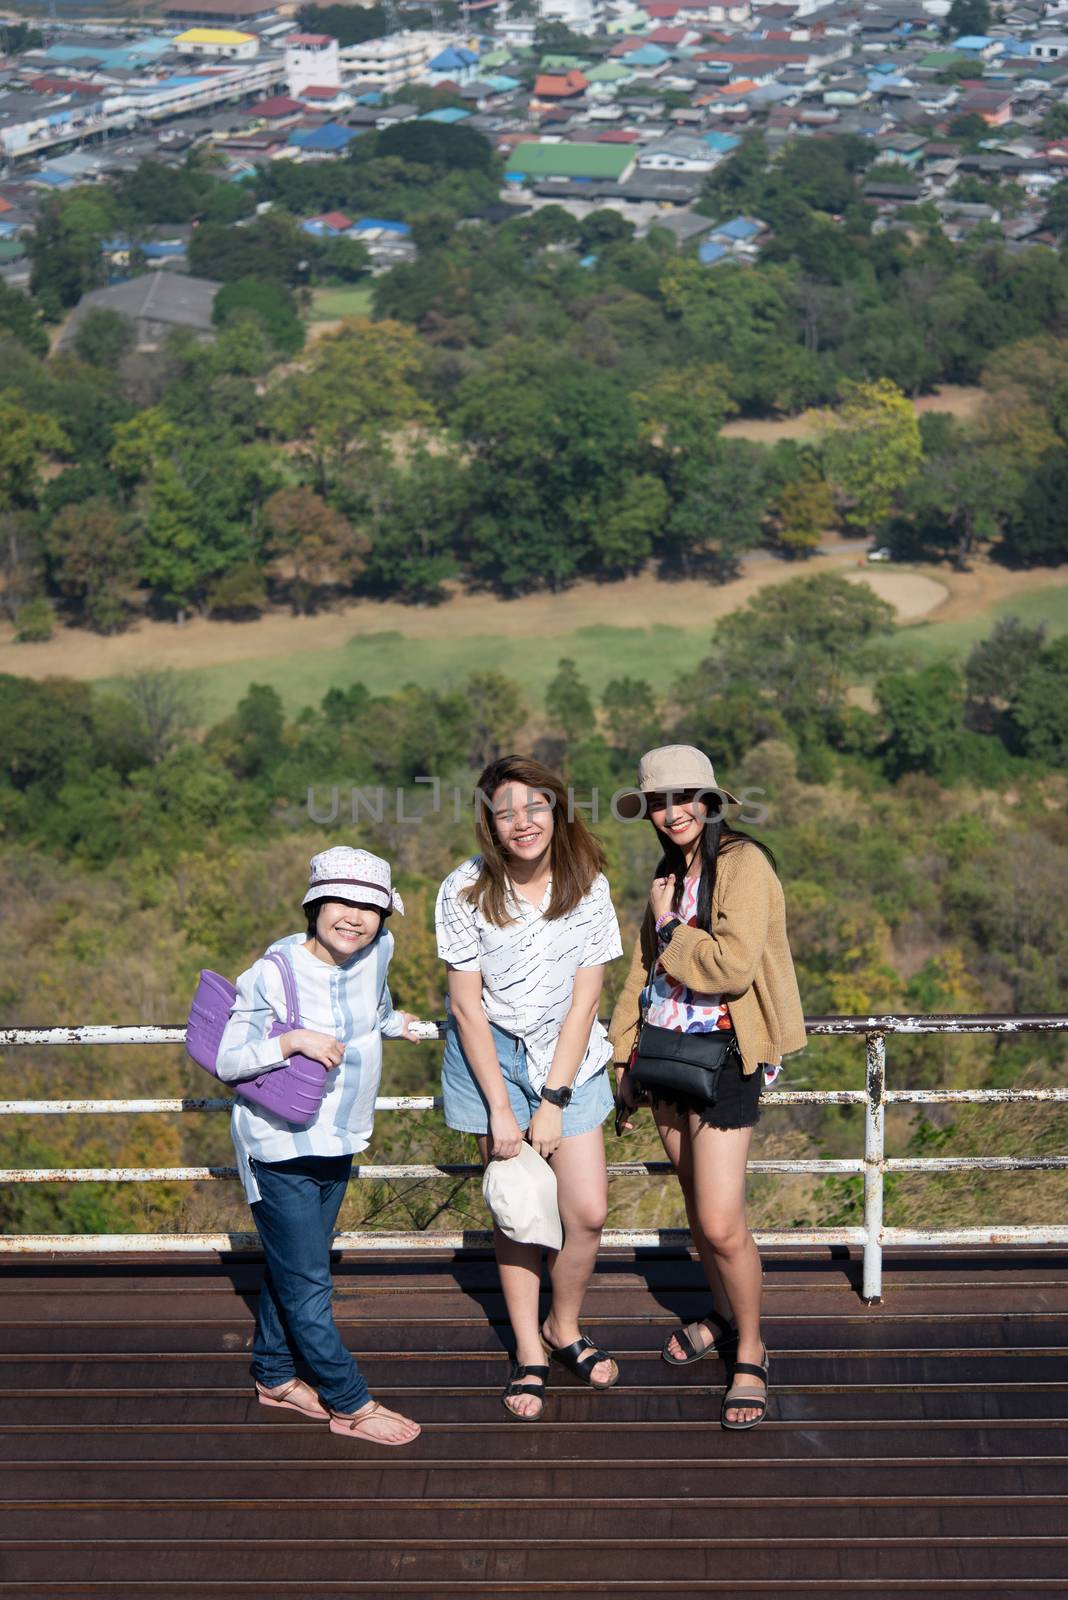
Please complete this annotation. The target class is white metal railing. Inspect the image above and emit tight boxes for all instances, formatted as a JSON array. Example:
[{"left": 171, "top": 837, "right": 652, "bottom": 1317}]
[{"left": 1, "top": 1015, "right": 1067, "bottom": 1301}]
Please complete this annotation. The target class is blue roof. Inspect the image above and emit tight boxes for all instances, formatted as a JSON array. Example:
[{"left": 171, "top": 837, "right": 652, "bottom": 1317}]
[
  {"left": 287, "top": 122, "right": 361, "bottom": 151},
  {"left": 698, "top": 241, "right": 729, "bottom": 265},
  {"left": 419, "top": 106, "right": 471, "bottom": 122},
  {"left": 429, "top": 45, "right": 478, "bottom": 69},
  {"left": 300, "top": 218, "right": 328, "bottom": 235},
  {"left": 352, "top": 217, "right": 411, "bottom": 235},
  {"left": 143, "top": 241, "right": 186, "bottom": 258},
  {"left": 481, "top": 73, "right": 521, "bottom": 91},
  {"left": 0, "top": 221, "right": 17, "bottom": 237},
  {"left": 715, "top": 215, "right": 760, "bottom": 240},
  {"left": 952, "top": 34, "right": 995, "bottom": 48},
  {"left": 33, "top": 170, "right": 75, "bottom": 187},
  {"left": 704, "top": 131, "right": 741, "bottom": 152},
  {"left": 628, "top": 43, "right": 669, "bottom": 65}
]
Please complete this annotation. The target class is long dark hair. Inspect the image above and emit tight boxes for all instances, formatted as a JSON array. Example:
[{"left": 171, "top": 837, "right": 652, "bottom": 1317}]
[
  {"left": 465, "top": 754, "right": 606, "bottom": 927},
  {"left": 654, "top": 814, "right": 776, "bottom": 933}
]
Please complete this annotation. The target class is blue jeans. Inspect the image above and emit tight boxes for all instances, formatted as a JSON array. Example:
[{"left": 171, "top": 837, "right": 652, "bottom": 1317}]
[
  {"left": 442, "top": 1017, "right": 614, "bottom": 1136},
  {"left": 249, "top": 1153, "right": 368, "bottom": 1414}
]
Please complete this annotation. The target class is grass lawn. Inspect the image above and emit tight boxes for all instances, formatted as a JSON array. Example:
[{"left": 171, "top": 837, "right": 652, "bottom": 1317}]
[
  {"left": 306, "top": 284, "right": 375, "bottom": 321},
  {"left": 97, "top": 622, "right": 718, "bottom": 725},
  {"left": 880, "top": 583, "right": 1068, "bottom": 669}
]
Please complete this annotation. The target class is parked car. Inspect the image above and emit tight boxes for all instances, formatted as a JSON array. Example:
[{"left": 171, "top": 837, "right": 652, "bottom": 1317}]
[{"left": 867, "top": 546, "right": 893, "bottom": 563}]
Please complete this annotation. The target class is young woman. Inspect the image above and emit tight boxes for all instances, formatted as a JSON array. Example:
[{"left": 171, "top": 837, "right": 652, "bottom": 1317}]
[
  {"left": 609, "top": 745, "right": 806, "bottom": 1430},
  {"left": 435, "top": 755, "right": 624, "bottom": 1420},
  {"left": 217, "top": 845, "right": 424, "bottom": 1447}
]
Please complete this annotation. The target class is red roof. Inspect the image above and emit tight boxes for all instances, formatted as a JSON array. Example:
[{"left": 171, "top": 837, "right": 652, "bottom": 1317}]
[
  {"left": 300, "top": 84, "right": 342, "bottom": 98},
  {"left": 250, "top": 94, "right": 304, "bottom": 117},
  {"left": 29, "top": 75, "right": 99, "bottom": 94},
  {"left": 608, "top": 36, "right": 647, "bottom": 55},
  {"left": 533, "top": 70, "right": 588, "bottom": 97},
  {"left": 286, "top": 32, "right": 332, "bottom": 46},
  {"left": 0, "top": 197, "right": 12, "bottom": 214},
  {"left": 316, "top": 210, "right": 354, "bottom": 231},
  {"left": 648, "top": 26, "right": 694, "bottom": 41},
  {"left": 645, "top": 2, "right": 682, "bottom": 15},
  {"left": 598, "top": 129, "right": 641, "bottom": 142}
]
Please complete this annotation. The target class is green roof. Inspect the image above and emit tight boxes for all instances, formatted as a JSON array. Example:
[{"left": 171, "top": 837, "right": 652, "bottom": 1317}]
[
  {"left": 587, "top": 61, "right": 632, "bottom": 82},
  {"left": 507, "top": 141, "right": 635, "bottom": 180},
  {"left": 539, "top": 53, "right": 590, "bottom": 71},
  {"left": 0, "top": 239, "right": 26, "bottom": 262},
  {"left": 918, "top": 50, "right": 973, "bottom": 67}
]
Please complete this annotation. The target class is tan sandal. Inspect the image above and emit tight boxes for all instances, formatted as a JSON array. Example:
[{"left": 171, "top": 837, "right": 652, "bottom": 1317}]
[
  {"left": 328, "top": 1400, "right": 421, "bottom": 1446},
  {"left": 255, "top": 1378, "right": 328, "bottom": 1420}
]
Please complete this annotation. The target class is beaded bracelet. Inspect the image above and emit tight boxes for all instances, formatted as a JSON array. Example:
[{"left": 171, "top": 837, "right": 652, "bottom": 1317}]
[{"left": 654, "top": 911, "right": 676, "bottom": 933}]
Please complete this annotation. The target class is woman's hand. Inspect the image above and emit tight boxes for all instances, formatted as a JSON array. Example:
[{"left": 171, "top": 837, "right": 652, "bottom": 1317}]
[
  {"left": 649, "top": 873, "right": 676, "bottom": 923},
  {"left": 283, "top": 1028, "right": 343, "bottom": 1069},
  {"left": 397, "top": 1012, "right": 426, "bottom": 1042},
  {"left": 614, "top": 1067, "right": 641, "bottom": 1133},
  {"left": 488, "top": 1105, "right": 526, "bottom": 1160},
  {"left": 529, "top": 1101, "right": 563, "bottom": 1160}
]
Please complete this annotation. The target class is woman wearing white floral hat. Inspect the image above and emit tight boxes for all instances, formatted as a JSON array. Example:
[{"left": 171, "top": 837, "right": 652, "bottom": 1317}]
[
  {"left": 217, "top": 846, "right": 426, "bottom": 1447},
  {"left": 609, "top": 747, "right": 806, "bottom": 1431}
]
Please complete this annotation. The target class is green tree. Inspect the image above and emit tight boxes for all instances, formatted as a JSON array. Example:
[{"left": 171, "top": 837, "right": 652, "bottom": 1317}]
[
  {"left": 376, "top": 120, "right": 496, "bottom": 175},
  {"left": 463, "top": 671, "right": 527, "bottom": 766},
  {"left": 73, "top": 307, "right": 135, "bottom": 371},
  {"left": 602, "top": 677, "right": 659, "bottom": 756},
  {"left": 265, "top": 319, "right": 431, "bottom": 494},
  {"left": 358, "top": 448, "right": 469, "bottom": 602},
  {"left": 945, "top": 0, "right": 989, "bottom": 34},
  {"left": 819, "top": 378, "right": 922, "bottom": 530},
  {"left": 212, "top": 278, "right": 304, "bottom": 356},
  {"left": 545, "top": 657, "right": 595, "bottom": 741},
  {"left": 1000, "top": 455, "right": 1068, "bottom": 566},
  {"left": 770, "top": 467, "right": 835, "bottom": 555},
  {"left": 1008, "top": 635, "right": 1068, "bottom": 766},
  {"left": 965, "top": 615, "right": 1047, "bottom": 733},
  {"left": 875, "top": 661, "right": 967, "bottom": 779},
  {"left": 0, "top": 398, "right": 68, "bottom": 510},
  {"left": 684, "top": 572, "right": 896, "bottom": 738}
]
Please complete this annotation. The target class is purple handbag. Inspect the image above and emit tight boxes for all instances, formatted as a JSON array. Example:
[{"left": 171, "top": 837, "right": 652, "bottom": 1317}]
[{"left": 186, "top": 949, "right": 330, "bottom": 1128}]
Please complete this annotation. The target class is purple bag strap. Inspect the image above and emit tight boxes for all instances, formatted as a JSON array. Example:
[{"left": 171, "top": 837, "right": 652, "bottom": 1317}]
[{"left": 263, "top": 950, "right": 301, "bottom": 1030}]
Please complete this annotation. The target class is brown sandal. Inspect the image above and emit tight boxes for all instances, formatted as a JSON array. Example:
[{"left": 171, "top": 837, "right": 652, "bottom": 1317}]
[
  {"left": 328, "top": 1400, "right": 421, "bottom": 1445},
  {"left": 255, "top": 1378, "right": 328, "bottom": 1420}
]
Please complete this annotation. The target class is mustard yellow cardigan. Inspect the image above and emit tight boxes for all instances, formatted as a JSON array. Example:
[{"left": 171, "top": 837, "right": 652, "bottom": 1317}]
[{"left": 607, "top": 841, "right": 807, "bottom": 1079}]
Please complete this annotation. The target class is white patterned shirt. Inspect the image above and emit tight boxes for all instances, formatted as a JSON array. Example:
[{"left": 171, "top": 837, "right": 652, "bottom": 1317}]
[
  {"left": 217, "top": 929, "right": 405, "bottom": 1203},
  {"left": 435, "top": 858, "right": 623, "bottom": 1092}
]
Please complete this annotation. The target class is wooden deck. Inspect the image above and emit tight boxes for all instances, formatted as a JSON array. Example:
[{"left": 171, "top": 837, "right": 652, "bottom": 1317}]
[{"left": 2, "top": 1245, "right": 1067, "bottom": 1597}]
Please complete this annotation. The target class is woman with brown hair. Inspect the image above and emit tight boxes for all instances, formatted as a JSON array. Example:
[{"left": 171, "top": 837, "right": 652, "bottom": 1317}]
[
  {"left": 610, "top": 745, "right": 806, "bottom": 1430},
  {"left": 435, "top": 755, "right": 624, "bottom": 1420}
]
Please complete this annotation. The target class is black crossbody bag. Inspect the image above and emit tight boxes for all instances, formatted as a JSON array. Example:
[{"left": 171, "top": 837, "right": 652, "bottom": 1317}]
[{"left": 631, "top": 930, "right": 741, "bottom": 1110}]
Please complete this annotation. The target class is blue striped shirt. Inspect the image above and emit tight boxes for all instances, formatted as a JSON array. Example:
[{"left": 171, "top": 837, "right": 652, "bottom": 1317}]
[{"left": 217, "top": 929, "right": 405, "bottom": 1203}]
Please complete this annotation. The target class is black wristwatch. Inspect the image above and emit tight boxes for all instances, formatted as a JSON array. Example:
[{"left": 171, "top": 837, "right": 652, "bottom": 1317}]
[
  {"left": 540, "top": 1083, "right": 573, "bottom": 1108},
  {"left": 657, "top": 917, "right": 682, "bottom": 941}
]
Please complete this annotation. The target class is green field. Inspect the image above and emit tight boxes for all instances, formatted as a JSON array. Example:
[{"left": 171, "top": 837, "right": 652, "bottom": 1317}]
[
  {"left": 92, "top": 582, "right": 1068, "bottom": 728},
  {"left": 306, "top": 284, "right": 375, "bottom": 322},
  {"left": 97, "top": 622, "right": 716, "bottom": 724},
  {"left": 881, "top": 583, "right": 1068, "bottom": 669}
]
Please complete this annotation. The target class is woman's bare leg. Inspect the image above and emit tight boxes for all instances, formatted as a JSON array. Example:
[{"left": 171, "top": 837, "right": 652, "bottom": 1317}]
[
  {"left": 541, "top": 1127, "right": 616, "bottom": 1386},
  {"left": 477, "top": 1133, "right": 545, "bottom": 1418},
  {"left": 654, "top": 1101, "right": 735, "bottom": 1358},
  {"left": 688, "top": 1116, "right": 765, "bottom": 1424}
]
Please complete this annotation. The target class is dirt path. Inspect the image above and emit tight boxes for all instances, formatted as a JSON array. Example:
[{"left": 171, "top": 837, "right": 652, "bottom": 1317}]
[
  {"left": 722, "top": 384, "right": 987, "bottom": 445},
  {"left": 0, "top": 542, "right": 1008, "bottom": 685}
]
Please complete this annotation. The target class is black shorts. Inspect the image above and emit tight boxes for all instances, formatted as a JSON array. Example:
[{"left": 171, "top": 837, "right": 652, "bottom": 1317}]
[{"left": 648, "top": 1051, "right": 763, "bottom": 1131}]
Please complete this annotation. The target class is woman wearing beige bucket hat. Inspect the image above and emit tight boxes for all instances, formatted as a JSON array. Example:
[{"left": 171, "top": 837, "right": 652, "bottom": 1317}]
[{"left": 609, "top": 746, "right": 806, "bottom": 1430}]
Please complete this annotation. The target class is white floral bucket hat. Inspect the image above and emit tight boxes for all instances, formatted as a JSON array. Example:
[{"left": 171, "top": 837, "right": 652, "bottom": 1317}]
[{"left": 301, "top": 846, "right": 405, "bottom": 916}]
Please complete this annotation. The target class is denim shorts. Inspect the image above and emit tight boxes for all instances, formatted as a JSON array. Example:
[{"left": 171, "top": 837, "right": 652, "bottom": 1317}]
[{"left": 442, "top": 1016, "right": 614, "bottom": 1137}]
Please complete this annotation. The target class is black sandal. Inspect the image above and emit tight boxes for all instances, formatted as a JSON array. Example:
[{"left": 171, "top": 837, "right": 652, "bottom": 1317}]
[
  {"left": 541, "top": 1327, "right": 619, "bottom": 1390},
  {"left": 662, "top": 1308, "right": 739, "bottom": 1367},
  {"left": 501, "top": 1361, "right": 549, "bottom": 1421},
  {"left": 720, "top": 1349, "right": 770, "bottom": 1431}
]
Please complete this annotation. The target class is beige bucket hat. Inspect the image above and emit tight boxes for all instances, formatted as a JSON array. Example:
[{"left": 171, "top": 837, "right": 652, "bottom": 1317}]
[
  {"left": 615, "top": 744, "right": 739, "bottom": 820},
  {"left": 482, "top": 1140, "right": 563, "bottom": 1250}
]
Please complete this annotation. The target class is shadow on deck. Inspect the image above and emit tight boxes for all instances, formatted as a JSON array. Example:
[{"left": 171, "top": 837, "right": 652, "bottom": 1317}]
[{"left": 2, "top": 1245, "right": 1068, "bottom": 1597}]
